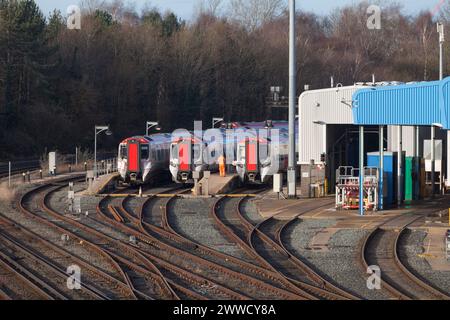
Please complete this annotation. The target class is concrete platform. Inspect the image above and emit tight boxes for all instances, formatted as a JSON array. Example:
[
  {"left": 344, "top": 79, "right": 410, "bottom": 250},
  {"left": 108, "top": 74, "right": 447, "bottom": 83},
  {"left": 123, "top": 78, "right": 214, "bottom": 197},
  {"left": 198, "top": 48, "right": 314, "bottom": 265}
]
[
  {"left": 422, "top": 227, "right": 450, "bottom": 271},
  {"left": 79, "top": 173, "right": 118, "bottom": 195},
  {"left": 197, "top": 174, "right": 239, "bottom": 196}
]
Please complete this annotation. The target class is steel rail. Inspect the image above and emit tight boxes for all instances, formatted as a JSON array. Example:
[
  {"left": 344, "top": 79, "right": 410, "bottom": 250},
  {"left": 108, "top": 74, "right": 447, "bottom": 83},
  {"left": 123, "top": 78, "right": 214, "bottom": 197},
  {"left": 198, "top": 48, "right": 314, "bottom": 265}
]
[
  {"left": 41, "top": 187, "right": 178, "bottom": 300},
  {"left": 361, "top": 213, "right": 450, "bottom": 300},
  {"left": 0, "top": 252, "right": 56, "bottom": 300},
  {"left": 17, "top": 177, "right": 174, "bottom": 300},
  {"left": 245, "top": 197, "right": 353, "bottom": 300},
  {"left": 275, "top": 199, "right": 361, "bottom": 300},
  {"left": 98, "top": 195, "right": 251, "bottom": 300},
  {"left": 0, "top": 232, "right": 107, "bottom": 300},
  {"left": 0, "top": 213, "right": 136, "bottom": 300},
  {"left": 122, "top": 192, "right": 305, "bottom": 300}
]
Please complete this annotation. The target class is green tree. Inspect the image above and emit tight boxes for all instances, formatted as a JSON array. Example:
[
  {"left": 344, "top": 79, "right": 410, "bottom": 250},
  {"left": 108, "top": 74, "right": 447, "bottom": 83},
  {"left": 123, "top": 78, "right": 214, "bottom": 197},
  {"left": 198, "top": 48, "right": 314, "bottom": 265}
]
[{"left": 0, "top": 0, "right": 50, "bottom": 125}]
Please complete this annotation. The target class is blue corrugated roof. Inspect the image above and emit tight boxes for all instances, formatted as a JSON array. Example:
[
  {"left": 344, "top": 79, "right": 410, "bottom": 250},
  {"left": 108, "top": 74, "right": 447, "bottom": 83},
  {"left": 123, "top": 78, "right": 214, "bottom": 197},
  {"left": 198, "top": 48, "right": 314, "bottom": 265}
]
[{"left": 352, "top": 78, "right": 450, "bottom": 128}]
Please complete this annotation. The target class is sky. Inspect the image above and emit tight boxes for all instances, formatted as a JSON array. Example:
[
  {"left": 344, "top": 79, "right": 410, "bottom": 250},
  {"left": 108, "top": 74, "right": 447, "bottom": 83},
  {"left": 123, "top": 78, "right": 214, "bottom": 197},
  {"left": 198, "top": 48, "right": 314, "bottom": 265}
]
[{"left": 35, "top": 0, "right": 446, "bottom": 20}]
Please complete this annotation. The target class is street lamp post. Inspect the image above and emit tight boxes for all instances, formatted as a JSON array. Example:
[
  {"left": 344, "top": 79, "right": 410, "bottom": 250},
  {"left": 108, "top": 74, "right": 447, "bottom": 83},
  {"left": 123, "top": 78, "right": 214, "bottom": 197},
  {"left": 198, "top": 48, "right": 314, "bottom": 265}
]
[
  {"left": 146, "top": 121, "right": 161, "bottom": 136},
  {"left": 94, "top": 125, "right": 112, "bottom": 177},
  {"left": 437, "top": 22, "right": 449, "bottom": 191},
  {"left": 212, "top": 118, "right": 224, "bottom": 129},
  {"left": 287, "top": 0, "right": 297, "bottom": 198}
]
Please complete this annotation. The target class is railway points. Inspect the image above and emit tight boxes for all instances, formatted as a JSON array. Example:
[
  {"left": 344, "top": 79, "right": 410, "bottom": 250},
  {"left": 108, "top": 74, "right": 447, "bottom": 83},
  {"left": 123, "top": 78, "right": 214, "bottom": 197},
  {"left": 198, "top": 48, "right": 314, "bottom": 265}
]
[{"left": 1, "top": 152, "right": 450, "bottom": 301}]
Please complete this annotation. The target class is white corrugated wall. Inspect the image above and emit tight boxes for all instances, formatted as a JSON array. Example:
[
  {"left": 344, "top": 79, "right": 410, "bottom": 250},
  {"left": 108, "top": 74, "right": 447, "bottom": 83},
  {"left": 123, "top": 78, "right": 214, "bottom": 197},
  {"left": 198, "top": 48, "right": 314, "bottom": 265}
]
[
  {"left": 387, "top": 126, "right": 417, "bottom": 157},
  {"left": 299, "top": 86, "right": 364, "bottom": 164}
]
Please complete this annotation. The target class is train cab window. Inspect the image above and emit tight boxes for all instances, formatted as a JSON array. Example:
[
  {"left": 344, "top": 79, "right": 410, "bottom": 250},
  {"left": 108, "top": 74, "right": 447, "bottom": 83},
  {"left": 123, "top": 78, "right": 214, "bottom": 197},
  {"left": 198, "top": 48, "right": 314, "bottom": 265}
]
[
  {"left": 141, "top": 145, "right": 150, "bottom": 159},
  {"left": 120, "top": 145, "right": 127, "bottom": 159},
  {"left": 171, "top": 145, "right": 177, "bottom": 158},
  {"left": 238, "top": 145, "right": 246, "bottom": 161},
  {"left": 193, "top": 144, "right": 201, "bottom": 161}
]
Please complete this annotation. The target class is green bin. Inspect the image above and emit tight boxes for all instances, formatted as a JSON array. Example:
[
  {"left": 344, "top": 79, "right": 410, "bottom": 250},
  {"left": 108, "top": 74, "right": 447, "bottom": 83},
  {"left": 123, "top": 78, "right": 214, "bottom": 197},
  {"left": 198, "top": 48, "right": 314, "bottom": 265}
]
[{"left": 405, "top": 157, "right": 420, "bottom": 202}]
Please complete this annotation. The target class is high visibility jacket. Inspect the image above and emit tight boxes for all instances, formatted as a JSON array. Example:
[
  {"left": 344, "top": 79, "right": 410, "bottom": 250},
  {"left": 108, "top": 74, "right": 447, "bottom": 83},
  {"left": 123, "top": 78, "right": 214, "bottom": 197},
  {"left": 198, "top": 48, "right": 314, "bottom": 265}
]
[{"left": 218, "top": 156, "right": 226, "bottom": 166}]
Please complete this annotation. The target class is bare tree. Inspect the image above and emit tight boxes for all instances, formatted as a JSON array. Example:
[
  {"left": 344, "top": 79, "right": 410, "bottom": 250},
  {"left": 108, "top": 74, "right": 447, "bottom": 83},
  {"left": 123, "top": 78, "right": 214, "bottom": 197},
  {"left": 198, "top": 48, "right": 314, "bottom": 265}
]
[
  {"left": 195, "top": 0, "right": 224, "bottom": 16},
  {"left": 79, "top": 0, "right": 107, "bottom": 14},
  {"left": 227, "top": 0, "right": 285, "bottom": 31}
]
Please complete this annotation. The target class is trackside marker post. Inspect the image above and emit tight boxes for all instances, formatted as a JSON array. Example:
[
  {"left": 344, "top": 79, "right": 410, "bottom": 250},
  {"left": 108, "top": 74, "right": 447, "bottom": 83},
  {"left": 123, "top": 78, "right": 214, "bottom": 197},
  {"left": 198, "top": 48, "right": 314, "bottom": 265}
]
[{"left": 8, "top": 161, "right": 11, "bottom": 188}]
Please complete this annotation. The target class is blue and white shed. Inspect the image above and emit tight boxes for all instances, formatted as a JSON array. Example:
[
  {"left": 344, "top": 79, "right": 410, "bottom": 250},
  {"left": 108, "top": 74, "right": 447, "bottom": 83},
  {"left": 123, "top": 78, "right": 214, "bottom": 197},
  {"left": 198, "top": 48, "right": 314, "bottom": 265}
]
[{"left": 352, "top": 80, "right": 444, "bottom": 127}]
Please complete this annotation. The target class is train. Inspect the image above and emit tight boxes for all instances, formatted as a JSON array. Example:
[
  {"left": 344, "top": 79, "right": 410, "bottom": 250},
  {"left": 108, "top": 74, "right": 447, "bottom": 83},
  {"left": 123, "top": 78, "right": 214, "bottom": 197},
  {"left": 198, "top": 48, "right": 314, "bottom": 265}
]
[
  {"left": 118, "top": 121, "right": 296, "bottom": 186},
  {"left": 117, "top": 133, "right": 172, "bottom": 184},
  {"left": 234, "top": 129, "right": 290, "bottom": 183},
  {"left": 168, "top": 121, "right": 294, "bottom": 184}
]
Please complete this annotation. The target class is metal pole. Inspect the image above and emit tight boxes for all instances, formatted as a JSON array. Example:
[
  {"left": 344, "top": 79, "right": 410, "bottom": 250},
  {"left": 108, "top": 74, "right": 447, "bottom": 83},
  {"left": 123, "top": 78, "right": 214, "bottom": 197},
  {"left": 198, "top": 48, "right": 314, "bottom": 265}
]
[
  {"left": 437, "top": 23, "right": 448, "bottom": 191},
  {"left": 398, "top": 126, "right": 403, "bottom": 206},
  {"left": 440, "top": 26, "right": 450, "bottom": 190},
  {"left": 440, "top": 32, "right": 444, "bottom": 81},
  {"left": 75, "top": 147, "right": 78, "bottom": 167},
  {"left": 416, "top": 126, "right": 420, "bottom": 158},
  {"left": 8, "top": 161, "right": 11, "bottom": 188},
  {"left": 287, "top": 0, "right": 297, "bottom": 198},
  {"left": 94, "top": 128, "right": 97, "bottom": 177},
  {"left": 379, "top": 126, "right": 384, "bottom": 210},
  {"left": 412, "top": 126, "right": 417, "bottom": 158},
  {"left": 359, "top": 126, "right": 364, "bottom": 216},
  {"left": 432, "top": 126, "right": 436, "bottom": 198},
  {"left": 441, "top": 28, "right": 450, "bottom": 190}
]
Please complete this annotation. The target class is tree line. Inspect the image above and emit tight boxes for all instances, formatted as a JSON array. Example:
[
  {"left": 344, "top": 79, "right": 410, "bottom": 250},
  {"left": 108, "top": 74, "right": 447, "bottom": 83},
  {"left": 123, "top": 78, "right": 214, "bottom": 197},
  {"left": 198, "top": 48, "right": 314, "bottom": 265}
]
[{"left": 0, "top": 0, "right": 449, "bottom": 158}]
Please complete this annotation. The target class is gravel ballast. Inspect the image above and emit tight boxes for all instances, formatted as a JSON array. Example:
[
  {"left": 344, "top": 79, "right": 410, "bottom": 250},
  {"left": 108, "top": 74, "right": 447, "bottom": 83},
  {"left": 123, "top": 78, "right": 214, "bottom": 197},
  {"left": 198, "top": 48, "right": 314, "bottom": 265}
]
[
  {"left": 399, "top": 229, "right": 450, "bottom": 295},
  {"left": 283, "top": 218, "right": 390, "bottom": 300}
]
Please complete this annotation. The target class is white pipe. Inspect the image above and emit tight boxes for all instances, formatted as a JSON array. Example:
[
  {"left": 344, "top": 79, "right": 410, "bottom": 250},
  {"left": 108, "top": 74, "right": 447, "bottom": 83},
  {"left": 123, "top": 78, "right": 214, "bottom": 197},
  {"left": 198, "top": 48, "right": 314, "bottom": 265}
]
[
  {"left": 432, "top": 125, "right": 435, "bottom": 197},
  {"left": 379, "top": 126, "right": 384, "bottom": 210},
  {"left": 398, "top": 126, "right": 403, "bottom": 206}
]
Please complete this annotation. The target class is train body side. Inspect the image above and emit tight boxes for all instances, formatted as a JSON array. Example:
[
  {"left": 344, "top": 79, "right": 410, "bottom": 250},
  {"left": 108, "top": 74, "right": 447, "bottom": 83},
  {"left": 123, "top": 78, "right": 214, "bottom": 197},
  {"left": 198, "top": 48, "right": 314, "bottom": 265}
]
[{"left": 118, "top": 134, "right": 171, "bottom": 185}]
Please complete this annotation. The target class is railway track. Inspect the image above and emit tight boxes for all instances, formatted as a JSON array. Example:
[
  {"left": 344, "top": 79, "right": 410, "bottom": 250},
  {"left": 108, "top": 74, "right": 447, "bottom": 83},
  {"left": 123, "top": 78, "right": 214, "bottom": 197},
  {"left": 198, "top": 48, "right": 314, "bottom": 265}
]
[
  {"left": 275, "top": 199, "right": 361, "bottom": 300},
  {"left": 15, "top": 176, "right": 177, "bottom": 300},
  {"left": 209, "top": 195, "right": 329, "bottom": 299},
  {"left": 98, "top": 195, "right": 251, "bottom": 300},
  {"left": 361, "top": 214, "right": 450, "bottom": 300},
  {"left": 109, "top": 189, "right": 308, "bottom": 300},
  {"left": 0, "top": 248, "right": 55, "bottom": 300},
  {"left": 138, "top": 195, "right": 301, "bottom": 299},
  {"left": 0, "top": 212, "right": 135, "bottom": 300},
  {"left": 238, "top": 196, "right": 358, "bottom": 300}
]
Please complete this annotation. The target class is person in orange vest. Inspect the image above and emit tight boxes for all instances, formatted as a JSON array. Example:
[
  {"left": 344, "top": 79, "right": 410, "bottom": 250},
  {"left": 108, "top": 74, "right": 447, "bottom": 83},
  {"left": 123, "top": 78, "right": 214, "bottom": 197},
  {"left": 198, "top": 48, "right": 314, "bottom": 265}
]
[{"left": 218, "top": 154, "right": 226, "bottom": 177}]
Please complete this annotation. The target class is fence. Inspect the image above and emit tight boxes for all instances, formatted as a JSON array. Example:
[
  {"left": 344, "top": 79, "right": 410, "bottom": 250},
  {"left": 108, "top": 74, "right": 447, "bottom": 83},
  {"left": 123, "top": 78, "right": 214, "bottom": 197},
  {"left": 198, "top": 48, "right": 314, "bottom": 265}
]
[
  {"left": 0, "top": 155, "right": 118, "bottom": 187},
  {"left": 94, "top": 158, "right": 118, "bottom": 177}
]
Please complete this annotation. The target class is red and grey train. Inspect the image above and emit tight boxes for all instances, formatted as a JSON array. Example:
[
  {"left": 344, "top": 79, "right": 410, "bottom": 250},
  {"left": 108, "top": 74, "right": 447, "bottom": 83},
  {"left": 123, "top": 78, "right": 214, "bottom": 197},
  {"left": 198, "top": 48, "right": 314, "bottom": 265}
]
[
  {"left": 168, "top": 121, "right": 293, "bottom": 184},
  {"left": 118, "top": 133, "right": 172, "bottom": 184},
  {"left": 118, "top": 121, "right": 296, "bottom": 186}
]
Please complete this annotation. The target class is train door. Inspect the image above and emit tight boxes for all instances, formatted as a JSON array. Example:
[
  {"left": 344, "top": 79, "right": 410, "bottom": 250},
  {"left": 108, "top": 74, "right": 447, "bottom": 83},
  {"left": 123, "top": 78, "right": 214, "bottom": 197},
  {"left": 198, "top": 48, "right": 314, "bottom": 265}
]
[
  {"left": 179, "top": 141, "right": 191, "bottom": 173},
  {"left": 127, "top": 140, "right": 140, "bottom": 180},
  {"left": 246, "top": 139, "right": 259, "bottom": 181}
]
